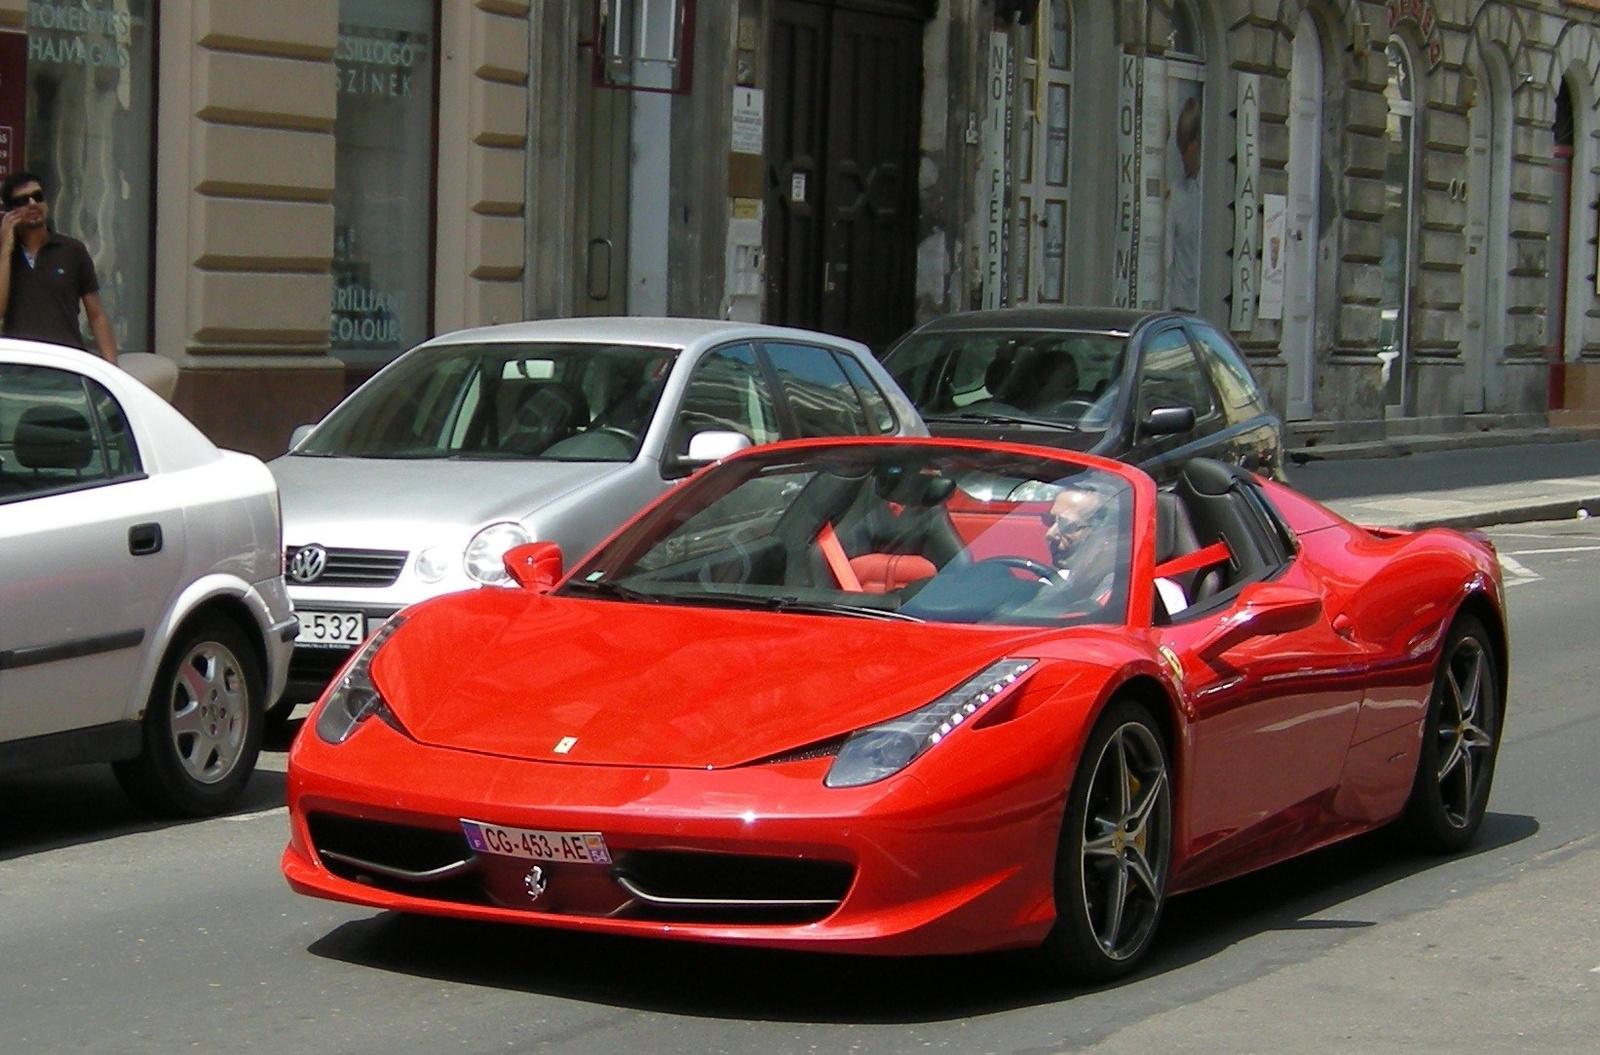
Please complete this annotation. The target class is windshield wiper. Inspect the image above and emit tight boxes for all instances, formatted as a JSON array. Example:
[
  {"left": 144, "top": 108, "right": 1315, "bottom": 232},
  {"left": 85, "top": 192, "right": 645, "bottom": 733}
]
[
  {"left": 922, "top": 412, "right": 1080, "bottom": 432},
  {"left": 646, "top": 591, "right": 923, "bottom": 622},
  {"left": 560, "top": 578, "right": 661, "bottom": 603}
]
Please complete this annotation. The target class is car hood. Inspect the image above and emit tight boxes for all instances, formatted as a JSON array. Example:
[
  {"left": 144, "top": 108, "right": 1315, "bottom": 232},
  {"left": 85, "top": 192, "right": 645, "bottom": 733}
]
[
  {"left": 271, "top": 454, "right": 629, "bottom": 535},
  {"left": 371, "top": 591, "right": 1057, "bottom": 768}
]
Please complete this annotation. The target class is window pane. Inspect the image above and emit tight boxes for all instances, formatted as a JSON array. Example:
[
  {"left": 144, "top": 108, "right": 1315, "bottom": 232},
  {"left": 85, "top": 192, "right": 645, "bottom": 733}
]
[
  {"left": 0, "top": 363, "right": 108, "bottom": 498},
  {"left": 1138, "top": 328, "right": 1213, "bottom": 417},
  {"left": 1013, "top": 197, "right": 1032, "bottom": 304},
  {"left": 1189, "top": 324, "right": 1268, "bottom": 417},
  {"left": 1042, "top": 201, "right": 1065, "bottom": 302},
  {"left": 333, "top": 0, "right": 438, "bottom": 368},
  {"left": 677, "top": 344, "right": 780, "bottom": 452},
  {"left": 1046, "top": 84, "right": 1069, "bottom": 186},
  {"left": 87, "top": 378, "right": 142, "bottom": 479},
  {"left": 1019, "top": 79, "right": 1035, "bottom": 183},
  {"left": 1049, "top": 2, "right": 1071, "bottom": 71},
  {"left": 834, "top": 352, "right": 897, "bottom": 434},
  {"left": 24, "top": 0, "right": 154, "bottom": 353},
  {"left": 764, "top": 342, "right": 870, "bottom": 437}
]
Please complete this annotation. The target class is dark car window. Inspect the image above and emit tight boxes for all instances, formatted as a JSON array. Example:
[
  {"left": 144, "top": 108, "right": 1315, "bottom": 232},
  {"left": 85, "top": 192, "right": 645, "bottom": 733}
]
[
  {"left": 0, "top": 364, "right": 141, "bottom": 503},
  {"left": 673, "top": 343, "right": 782, "bottom": 454},
  {"left": 763, "top": 341, "right": 870, "bottom": 438},
  {"left": 1189, "top": 323, "right": 1270, "bottom": 421},
  {"left": 1137, "top": 328, "right": 1215, "bottom": 420},
  {"left": 833, "top": 351, "right": 897, "bottom": 434},
  {"left": 884, "top": 330, "right": 1127, "bottom": 429}
]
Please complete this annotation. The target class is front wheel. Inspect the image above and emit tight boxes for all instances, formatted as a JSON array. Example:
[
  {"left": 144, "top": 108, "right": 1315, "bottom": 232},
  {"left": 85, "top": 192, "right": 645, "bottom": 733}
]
[
  {"left": 114, "top": 616, "right": 264, "bottom": 817},
  {"left": 1400, "top": 614, "right": 1502, "bottom": 853},
  {"left": 1039, "top": 698, "right": 1173, "bottom": 982}
]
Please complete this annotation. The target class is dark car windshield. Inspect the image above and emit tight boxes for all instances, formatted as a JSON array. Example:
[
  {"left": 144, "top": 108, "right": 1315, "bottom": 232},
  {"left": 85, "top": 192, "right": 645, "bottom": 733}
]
[
  {"left": 885, "top": 329, "right": 1128, "bottom": 430},
  {"left": 295, "top": 341, "right": 677, "bottom": 462}
]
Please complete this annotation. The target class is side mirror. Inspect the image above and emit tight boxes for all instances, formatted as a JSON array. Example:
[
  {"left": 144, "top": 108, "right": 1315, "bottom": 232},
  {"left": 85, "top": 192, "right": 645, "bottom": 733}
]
[
  {"left": 1141, "top": 405, "right": 1197, "bottom": 437},
  {"left": 503, "top": 541, "right": 564, "bottom": 592},
  {"left": 686, "top": 429, "right": 752, "bottom": 463},
  {"left": 1196, "top": 581, "right": 1322, "bottom": 654}
]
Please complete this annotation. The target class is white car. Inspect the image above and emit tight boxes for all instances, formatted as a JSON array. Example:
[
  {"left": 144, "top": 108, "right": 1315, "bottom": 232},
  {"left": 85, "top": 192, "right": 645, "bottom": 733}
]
[
  {"left": 0, "top": 340, "right": 295, "bottom": 816},
  {"left": 270, "top": 317, "right": 927, "bottom": 707}
]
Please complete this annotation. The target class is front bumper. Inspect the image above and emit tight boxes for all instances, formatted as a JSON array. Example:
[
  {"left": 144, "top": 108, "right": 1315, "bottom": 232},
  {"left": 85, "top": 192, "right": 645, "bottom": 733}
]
[{"left": 282, "top": 715, "right": 1064, "bottom": 957}]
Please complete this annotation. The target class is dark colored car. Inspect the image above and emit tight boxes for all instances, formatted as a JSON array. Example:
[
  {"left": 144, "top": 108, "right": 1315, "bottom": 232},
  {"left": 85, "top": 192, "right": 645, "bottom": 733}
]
[{"left": 881, "top": 307, "right": 1287, "bottom": 483}]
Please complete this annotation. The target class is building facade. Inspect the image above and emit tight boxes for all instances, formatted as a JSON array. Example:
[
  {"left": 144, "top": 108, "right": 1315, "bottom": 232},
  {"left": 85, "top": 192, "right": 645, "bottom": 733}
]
[{"left": 4, "top": 0, "right": 1599, "bottom": 456}]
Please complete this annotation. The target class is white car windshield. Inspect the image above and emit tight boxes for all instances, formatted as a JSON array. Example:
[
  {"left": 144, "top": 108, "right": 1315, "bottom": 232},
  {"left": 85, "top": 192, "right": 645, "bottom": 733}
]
[
  {"left": 295, "top": 342, "right": 677, "bottom": 462},
  {"left": 565, "top": 443, "right": 1136, "bottom": 628}
]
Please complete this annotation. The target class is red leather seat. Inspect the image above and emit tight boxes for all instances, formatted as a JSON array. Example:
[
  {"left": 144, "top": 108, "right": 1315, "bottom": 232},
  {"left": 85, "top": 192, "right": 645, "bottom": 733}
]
[{"left": 848, "top": 553, "right": 937, "bottom": 594}]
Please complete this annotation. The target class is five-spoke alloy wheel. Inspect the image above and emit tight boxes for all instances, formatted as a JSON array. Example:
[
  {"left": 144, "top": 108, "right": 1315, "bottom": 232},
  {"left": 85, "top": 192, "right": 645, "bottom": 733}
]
[
  {"left": 1402, "top": 614, "right": 1502, "bottom": 852},
  {"left": 1042, "top": 698, "right": 1172, "bottom": 982}
]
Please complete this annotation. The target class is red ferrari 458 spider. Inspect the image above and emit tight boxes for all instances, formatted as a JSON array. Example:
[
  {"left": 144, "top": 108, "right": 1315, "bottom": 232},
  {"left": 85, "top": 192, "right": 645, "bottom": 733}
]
[{"left": 282, "top": 438, "right": 1506, "bottom": 981}]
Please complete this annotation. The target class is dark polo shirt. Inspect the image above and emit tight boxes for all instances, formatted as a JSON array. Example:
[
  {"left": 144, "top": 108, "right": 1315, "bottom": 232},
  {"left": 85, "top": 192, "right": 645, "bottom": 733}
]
[{"left": 4, "top": 233, "right": 98, "bottom": 350}]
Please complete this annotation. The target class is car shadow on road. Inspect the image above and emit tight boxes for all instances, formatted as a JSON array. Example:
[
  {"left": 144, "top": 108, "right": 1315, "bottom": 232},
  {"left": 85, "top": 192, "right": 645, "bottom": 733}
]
[
  {"left": 303, "top": 810, "right": 1539, "bottom": 1024},
  {"left": 0, "top": 763, "right": 288, "bottom": 861}
]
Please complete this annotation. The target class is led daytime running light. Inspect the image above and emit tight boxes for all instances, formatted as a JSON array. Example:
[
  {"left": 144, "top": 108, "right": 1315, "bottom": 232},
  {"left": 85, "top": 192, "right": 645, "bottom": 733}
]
[{"left": 824, "top": 658, "right": 1037, "bottom": 788}]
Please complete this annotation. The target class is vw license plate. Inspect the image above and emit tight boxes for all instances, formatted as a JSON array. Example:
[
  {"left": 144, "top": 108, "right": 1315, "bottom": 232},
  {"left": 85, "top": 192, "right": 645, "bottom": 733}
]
[
  {"left": 461, "top": 820, "right": 612, "bottom": 865},
  {"left": 298, "top": 610, "right": 366, "bottom": 648}
]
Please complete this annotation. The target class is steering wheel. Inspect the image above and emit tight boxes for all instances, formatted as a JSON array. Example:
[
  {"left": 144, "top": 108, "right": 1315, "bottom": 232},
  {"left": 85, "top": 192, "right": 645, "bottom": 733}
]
[{"left": 977, "top": 555, "right": 1061, "bottom": 585}]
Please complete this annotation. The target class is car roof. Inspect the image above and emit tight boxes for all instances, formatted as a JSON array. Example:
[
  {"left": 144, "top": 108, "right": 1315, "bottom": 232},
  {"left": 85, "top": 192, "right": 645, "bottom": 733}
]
[
  {"left": 902, "top": 306, "right": 1189, "bottom": 338},
  {"left": 421, "top": 316, "right": 873, "bottom": 355}
]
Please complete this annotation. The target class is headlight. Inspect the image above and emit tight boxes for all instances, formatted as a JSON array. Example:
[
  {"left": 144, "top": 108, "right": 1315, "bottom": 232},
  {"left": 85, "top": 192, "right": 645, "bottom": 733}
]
[
  {"left": 464, "top": 522, "right": 533, "bottom": 585},
  {"left": 824, "top": 659, "right": 1037, "bottom": 788},
  {"left": 314, "top": 615, "right": 407, "bottom": 744}
]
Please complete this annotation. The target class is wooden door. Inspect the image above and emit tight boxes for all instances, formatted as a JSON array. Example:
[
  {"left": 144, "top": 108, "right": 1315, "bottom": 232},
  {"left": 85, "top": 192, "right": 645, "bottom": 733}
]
[
  {"left": 574, "top": 69, "right": 630, "bottom": 315},
  {"left": 768, "top": 1, "right": 922, "bottom": 351}
]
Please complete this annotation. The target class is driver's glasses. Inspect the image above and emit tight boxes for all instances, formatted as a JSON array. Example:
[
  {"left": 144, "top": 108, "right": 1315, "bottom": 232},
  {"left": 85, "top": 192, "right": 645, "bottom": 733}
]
[{"left": 1041, "top": 505, "right": 1107, "bottom": 539}]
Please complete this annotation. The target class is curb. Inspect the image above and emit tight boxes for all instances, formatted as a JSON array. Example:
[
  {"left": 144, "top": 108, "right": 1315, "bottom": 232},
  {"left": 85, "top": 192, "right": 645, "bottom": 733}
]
[
  {"left": 1288, "top": 426, "right": 1600, "bottom": 464},
  {"left": 1354, "top": 495, "right": 1600, "bottom": 532}
]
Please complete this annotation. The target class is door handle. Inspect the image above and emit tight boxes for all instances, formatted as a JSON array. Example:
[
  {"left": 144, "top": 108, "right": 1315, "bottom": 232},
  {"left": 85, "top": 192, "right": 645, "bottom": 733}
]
[{"left": 129, "top": 523, "right": 162, "bottom": 556}]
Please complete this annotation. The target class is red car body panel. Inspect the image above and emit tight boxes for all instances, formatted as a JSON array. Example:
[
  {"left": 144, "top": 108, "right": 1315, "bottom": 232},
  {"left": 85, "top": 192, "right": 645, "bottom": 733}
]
[{"left": 283, "top": 439, "right": 1506, "bottom": 957}]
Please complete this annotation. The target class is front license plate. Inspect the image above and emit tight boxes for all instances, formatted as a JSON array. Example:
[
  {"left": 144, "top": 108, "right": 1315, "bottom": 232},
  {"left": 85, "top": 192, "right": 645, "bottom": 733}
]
[
  {"left": 298, "top": 610, "right": 366, "bottom": 648},
  {"left": 460, "top": 820, "right": 612, "bottom": 865}
]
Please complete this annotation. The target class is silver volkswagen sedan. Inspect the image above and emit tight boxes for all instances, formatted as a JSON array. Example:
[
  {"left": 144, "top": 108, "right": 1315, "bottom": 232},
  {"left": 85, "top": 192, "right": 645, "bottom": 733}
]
[
  {"left": 271, "top": 317, "right": 925, "bottom": 707},
  {"left": 0, "top": 340, "right": 295, "bottom": 816}
]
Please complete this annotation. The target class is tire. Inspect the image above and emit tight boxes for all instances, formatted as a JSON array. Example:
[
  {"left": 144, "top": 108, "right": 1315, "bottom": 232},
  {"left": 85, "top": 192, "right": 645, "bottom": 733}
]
[
  {"left": 113, "top": 616, "right": 264, "bottom": 817},
  {"left": 1039, "top": 698, "right": 1173, "bottom": 983},
  {"left": 1400, "top": 614, "right": 1502, "bottom": 853}
]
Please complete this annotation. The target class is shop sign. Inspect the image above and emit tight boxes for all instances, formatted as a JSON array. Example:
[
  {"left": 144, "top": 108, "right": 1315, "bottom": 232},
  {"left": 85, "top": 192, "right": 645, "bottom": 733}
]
[
  {"left": 1387, "top": 0, "right": 1444, "bottom": 69},
  {"left": 1230, "top": 74, "right": 1261, "bottom": 332},
  {"left": 981, "top": 31, "right": 1012, "bottom": 310}
]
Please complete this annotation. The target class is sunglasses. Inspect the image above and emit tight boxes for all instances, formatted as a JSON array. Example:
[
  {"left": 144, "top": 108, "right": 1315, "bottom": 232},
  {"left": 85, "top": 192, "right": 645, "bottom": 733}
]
[
  {"left": 8, "top": 191, "right": 45, "bottom": 206},
  {"left": 1040, "top": 504, "right": 1110, "bottom": 537}
]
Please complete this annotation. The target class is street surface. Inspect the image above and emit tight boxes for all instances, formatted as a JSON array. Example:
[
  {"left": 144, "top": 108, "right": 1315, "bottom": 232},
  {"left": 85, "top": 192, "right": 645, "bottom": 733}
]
[{"left": 4, "top": 501, "right": 1599, "bottom": 1052}]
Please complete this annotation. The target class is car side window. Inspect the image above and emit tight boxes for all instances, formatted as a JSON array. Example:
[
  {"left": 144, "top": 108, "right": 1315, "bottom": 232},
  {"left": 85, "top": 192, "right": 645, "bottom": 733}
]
[
  {"left": 763, "top": 341, "right": 871, "bottom": 437},
  {"left": 1188, "top": 323, "right": 1269, "bottom": 421},
  {"left": 0, "top": 364, "right": 139, "bottom": 502},
  {"left": 1137, "top": 328, "right": 1215, "bottom": 420},
  {"left": 833, "top": 351, "right": 898, "bottom": 434},
  {"left": 673, "top": 343, "right": 781, "bottom": 454}
]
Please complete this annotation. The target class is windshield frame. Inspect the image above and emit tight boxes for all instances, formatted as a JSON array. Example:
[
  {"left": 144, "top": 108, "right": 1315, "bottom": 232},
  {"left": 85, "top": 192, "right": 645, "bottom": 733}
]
[{"left": 561, "top": 438, "right": 1154, "bottom": 629}]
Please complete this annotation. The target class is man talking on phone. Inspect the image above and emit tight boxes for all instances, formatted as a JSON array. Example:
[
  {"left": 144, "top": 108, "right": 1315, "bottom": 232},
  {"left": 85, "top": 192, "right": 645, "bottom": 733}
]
[{"left": 0, "top": 170, "right": 118, "bottom": 363}]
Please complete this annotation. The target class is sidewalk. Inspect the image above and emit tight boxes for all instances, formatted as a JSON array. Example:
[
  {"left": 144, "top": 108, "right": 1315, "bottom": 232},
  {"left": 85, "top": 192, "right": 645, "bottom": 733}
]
[{"left": 1286, "top": 427, "right": 1600, "bottom": 531}]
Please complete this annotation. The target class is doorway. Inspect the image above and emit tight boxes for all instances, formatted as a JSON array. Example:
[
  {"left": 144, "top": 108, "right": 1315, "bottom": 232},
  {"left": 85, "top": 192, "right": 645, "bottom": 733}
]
[
  {"left": 1282, "top": 12, "right": 1323, "bottom": 422},
  {"left": 766, "top": 0, "right": 924, "bottom": 351}
]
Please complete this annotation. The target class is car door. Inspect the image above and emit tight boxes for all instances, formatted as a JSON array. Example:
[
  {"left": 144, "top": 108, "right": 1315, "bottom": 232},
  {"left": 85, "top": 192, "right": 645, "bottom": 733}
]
[
  {"left": 1151, "top": 475, "right": 1368, "bottom": 883},
  {"left": 0, "top": 364, "right": 186, "bottom": 742},
  {"left": 1129, "top": 324, "right": 1224, "bottom": 483}
]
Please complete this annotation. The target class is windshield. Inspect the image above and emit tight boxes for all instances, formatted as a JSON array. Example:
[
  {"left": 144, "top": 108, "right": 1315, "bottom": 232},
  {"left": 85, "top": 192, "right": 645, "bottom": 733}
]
[
  {"left": 564, "top": 443, "right": 1135, "bottom": 628},
  {"left": 295, "top": 341, "right": 677, "bottom": 461},
  {"left": 886, "top": 329, "right": 1128, "bottom": 429}
]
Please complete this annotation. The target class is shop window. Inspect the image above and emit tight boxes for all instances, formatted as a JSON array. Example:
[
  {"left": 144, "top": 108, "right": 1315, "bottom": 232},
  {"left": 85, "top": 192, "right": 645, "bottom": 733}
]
[
  {"left": 20, "top": 0, "right": 154, "bottom": 353},
  {"left": 1161, "top": 0, "right": 1204, "bottom": 315},
  {"left": 332, "top": 0, "right": 438, "bottom": 369},
  {"left": 1011, "top": 1, "right": 1071, "bottom": 305}
]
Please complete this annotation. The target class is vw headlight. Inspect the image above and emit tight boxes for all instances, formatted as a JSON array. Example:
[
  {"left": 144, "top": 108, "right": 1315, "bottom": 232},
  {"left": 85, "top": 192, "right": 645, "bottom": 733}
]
[
  {"left": 824, "top": 659, "right": 1037, "bottom": 788},
  {"left": 314, "top": 615, "right": 407, "bottom": 744},
  {"left": 464, "top": 522, "right": 533, "bottom": 585}
]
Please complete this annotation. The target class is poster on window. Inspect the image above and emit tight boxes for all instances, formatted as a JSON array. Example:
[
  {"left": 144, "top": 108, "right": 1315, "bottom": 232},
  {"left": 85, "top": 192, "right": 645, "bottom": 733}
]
[
  {"left": 1162, "top": 75, "right": 1204, "bottom": 314},
  {"left": 1258, "top": 193, "right": 1286, "bottom": 320}
]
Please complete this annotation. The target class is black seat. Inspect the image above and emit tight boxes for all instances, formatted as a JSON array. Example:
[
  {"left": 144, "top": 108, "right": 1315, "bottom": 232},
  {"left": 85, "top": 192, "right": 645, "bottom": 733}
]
[
  {"left": 14, "top": 405, "right": 94, "bottom": 473},
  {"left": 1172, "top": 459, "right": 1278, "bottom": 602}
]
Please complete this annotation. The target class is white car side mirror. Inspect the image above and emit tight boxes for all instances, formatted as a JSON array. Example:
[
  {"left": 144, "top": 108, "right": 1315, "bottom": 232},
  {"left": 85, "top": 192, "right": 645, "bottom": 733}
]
[{"left": 686, "top": 430, "right": 753, "bottom": 464}]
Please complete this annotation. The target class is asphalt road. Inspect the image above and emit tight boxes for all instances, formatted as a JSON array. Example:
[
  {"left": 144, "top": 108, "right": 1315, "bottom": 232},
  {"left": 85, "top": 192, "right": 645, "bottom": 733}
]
[{"left": 3, "top": 518, "right": 1599, "bottom": 1053}]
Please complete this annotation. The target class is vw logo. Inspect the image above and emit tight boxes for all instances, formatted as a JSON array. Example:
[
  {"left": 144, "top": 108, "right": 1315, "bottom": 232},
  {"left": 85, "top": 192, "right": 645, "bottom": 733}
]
[
  {"left": 523, "top": 865, "right": 547, "bottom": 901},
  {"left": 288, "top": 545, "right": 329, "bottom": 584}
]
